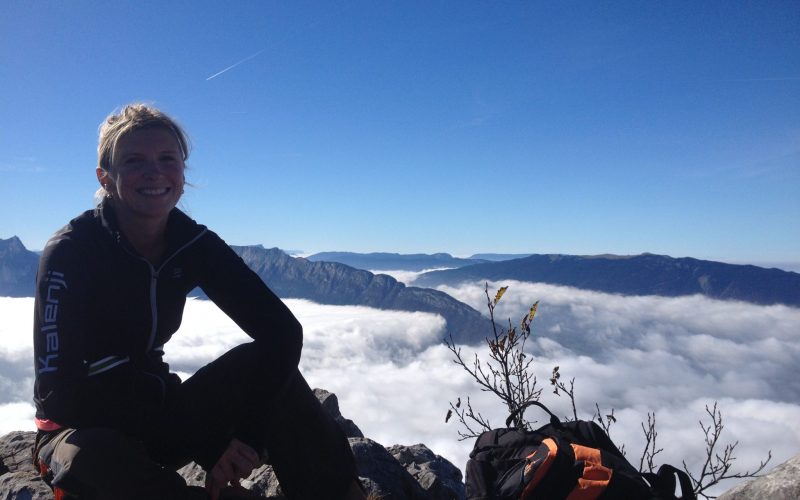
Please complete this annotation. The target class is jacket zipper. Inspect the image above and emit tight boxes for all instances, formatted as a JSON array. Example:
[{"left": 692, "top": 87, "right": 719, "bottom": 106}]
[
  {"left": 116, "top": 228, "right": 208, "bottom": 352},
  {"left": 147, "top": 264, "right": 159, "bottom": 351}
]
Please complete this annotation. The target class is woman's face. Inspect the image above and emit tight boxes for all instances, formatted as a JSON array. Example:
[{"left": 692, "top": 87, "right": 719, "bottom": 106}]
[{"left": 99, "top": 127, "right": 185, "bottom": 226}]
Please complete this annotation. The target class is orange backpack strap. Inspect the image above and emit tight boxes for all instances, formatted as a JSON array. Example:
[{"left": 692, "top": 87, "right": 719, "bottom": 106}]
[
  {"left": 521, "top": 438, "right": 559, "bottom": 495},
  {"left": 566, "top": 444, "right": 613, "bottom": 500}
]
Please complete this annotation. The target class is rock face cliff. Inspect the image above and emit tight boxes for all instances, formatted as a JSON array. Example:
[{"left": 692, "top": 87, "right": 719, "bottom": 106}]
[
  {"left": 416, "top": 253, "right": 800, "bottom": 307},
  {"left": 0, "top": 389, "right": 465, "bottom": 500},
  {"left": 0, "top": 237, "right": 39, "bottom": 297},
  {"left": 231, "top": 246, "right": 488, "bottom": 343}
]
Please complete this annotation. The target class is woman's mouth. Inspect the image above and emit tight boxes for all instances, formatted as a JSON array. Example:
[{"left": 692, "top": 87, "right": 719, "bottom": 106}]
[{"left": 137, "top": 187, "right": 171, "bottom": 196}]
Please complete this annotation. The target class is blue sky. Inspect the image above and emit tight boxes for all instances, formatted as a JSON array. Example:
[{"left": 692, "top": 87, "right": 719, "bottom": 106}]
[{"left": 1, "top": 1, "right": 798, "bottom": 267}]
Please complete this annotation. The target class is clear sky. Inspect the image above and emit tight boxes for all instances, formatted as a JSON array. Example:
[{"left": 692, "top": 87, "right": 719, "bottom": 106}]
[{"left": 1, "top": 1, "right": 798, "bottom": 266}]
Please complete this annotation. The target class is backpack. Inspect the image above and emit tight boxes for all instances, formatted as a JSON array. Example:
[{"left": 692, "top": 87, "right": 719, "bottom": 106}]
[{"left": 465, "top": 401, "right": 696, "bottom": 500}]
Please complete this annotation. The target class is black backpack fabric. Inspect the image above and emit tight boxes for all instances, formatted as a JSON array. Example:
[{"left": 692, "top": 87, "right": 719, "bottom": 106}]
[{"left": 465, "top": 401, "right": 695, "bottom": 500}]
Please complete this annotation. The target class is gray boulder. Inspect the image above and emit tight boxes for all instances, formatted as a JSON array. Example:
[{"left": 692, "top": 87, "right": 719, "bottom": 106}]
[
  {"left": 178, "top": 461, "right": 286, "bottom": 498},
  {"left": 388, "top": 444, "right": 465, "bottom": 500},
  {"left": 718, "top": 454, "right": 800, "bottom": 500},
  {"left": 313, "top": 388, "right": 364, "bottom": 438},
  {"left": 0, "top": 431, "right": 52, "bottom": 500},
  {"left": 350, "top": 438, "right": 428, "bottom": 500},
  {"left": 240, "top": 464, "right": 285, "bottom": 499}
]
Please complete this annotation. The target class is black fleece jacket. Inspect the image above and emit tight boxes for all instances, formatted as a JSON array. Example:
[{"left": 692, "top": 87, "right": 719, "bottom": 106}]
[{"left": 33, "top": 201, "right": 302, "bottom": 433}]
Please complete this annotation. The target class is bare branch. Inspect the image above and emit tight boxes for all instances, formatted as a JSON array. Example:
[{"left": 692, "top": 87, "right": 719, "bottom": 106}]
[
  {"left": 447, "top": 396, "right": 493, "bottom": 440},
  {"left": 637, "top": 412, "right": 662, "bottom": 473},
  {"left": 447, "top": 285, "right": 543, "bottom": 432},
  {"left": 681, "top": 402, "right": 772, "bottom": 499},
  {"left": 550, "top": 367, "right": 578, "bottom": 421}
]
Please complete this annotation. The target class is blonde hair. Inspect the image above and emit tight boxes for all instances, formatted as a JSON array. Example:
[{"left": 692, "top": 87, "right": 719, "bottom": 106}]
[{"left": 95, "top": 103, "right": 190, "bottom": 203}]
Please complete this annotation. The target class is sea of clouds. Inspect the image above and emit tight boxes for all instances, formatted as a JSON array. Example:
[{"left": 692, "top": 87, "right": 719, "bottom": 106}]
[{"left": 3, "top": 279, "right": 799, "bottom": 495}]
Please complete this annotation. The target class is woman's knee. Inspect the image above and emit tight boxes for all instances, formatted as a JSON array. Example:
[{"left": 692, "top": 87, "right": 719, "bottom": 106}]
[
  {"left": 52, "top": 428, "right": 145, "bottom": 474},
  {"left": 45, "top": 427, "right": 191, "bottom": 500}
]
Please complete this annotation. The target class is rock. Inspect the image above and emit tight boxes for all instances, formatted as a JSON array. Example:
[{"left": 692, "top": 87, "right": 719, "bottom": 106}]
[
  {"left": 387, "top": 444, "right": 465, "bottom": 500},
  {"left": 313, "top": 389, "right": 364, "bottom": 438},
  {"left": 350, "top": 438, "right": 428, "bottom": 500},
  {"left": 0, "top": 431, "right": 52, "bottom": 500},
  {"left": 178, "top": 461, "right": 285, "bottom": 498},
  {"left": 717, "top": 454, "right": 800, "bottom": 500},
  {"left": 241, "top": 464, "right": 285, "bottom": 499},
  {"left": 176, "top": 461, "right": 206, "bottom": 488}
]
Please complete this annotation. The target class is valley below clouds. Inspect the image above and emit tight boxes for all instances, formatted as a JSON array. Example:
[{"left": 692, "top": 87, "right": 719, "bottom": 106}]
[{"left": 3, "top": 280, "right": 799, "bottom": 495}]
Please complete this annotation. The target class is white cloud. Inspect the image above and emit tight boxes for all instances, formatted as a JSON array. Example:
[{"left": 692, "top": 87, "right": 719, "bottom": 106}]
[
  {"left": 3, "top": 284, "right": 799, "bottom": 496},
  {"left": 0, "top": 298, "right": 37, "bottom": 435},
  {"left": 437, "top": 281, "right": 800, "bottom": 402},
  {"left": 0, "top": 402, "right": 36, "bottom": 435},
  {"left": 0, "top": 298, "right": 37, "bottom": 362},
  {"left": 368, "top": 268, "right": 454, "bottom": 286}
]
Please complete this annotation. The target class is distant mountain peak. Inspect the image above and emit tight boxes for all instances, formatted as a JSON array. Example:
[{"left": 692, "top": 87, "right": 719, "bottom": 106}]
[
  {"left": 0, "top": 236, "right": 25, "bottom": 251},
  {"left": 0, "top": 236, "right": 39, "bottom": 297}
]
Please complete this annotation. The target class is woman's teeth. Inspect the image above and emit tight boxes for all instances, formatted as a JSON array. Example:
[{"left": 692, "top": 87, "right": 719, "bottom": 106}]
[{"left": 138, "top": 187, "right": 170, "bottom": 195}]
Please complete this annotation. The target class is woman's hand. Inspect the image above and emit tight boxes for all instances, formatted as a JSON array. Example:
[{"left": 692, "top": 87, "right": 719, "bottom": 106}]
[{"left": 205, "top": 438, "right": 260, "bottom": 500}]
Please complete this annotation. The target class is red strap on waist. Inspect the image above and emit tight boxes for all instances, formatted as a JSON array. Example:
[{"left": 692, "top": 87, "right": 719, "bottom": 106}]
[{"left": 34, "top": 418, "right": 64, "bottom": 432}]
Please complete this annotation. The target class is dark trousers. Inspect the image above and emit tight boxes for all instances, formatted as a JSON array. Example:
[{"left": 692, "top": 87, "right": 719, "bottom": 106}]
[{"left": 36, "top": 341, "right": 357, "bottom": 500}]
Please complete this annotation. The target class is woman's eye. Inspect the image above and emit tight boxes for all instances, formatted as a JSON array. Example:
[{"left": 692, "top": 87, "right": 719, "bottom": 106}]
[
  {"left": 162, "top": 157, "right": 184, "bottom": 169},
  {"left": 124, "top": 158, "right": 144, "bottom": 167}
]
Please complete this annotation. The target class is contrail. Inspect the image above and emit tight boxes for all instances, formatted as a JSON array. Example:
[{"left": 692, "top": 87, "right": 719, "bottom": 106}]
[{"left": 206, "top": 49, "right": 265, "bottom": 81}]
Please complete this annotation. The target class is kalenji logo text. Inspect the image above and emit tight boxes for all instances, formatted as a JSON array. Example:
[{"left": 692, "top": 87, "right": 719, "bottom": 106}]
[{"left": 38, "top": 270, "right": 66, "bottom": 374}]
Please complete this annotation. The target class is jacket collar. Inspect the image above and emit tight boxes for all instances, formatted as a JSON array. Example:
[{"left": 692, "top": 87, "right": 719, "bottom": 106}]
[{"left": 95, "top": 199, "right": 206, "bottom": 257}]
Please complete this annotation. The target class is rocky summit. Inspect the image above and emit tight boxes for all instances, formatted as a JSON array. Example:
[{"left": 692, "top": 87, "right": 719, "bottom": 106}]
[{"left": 0, "top": 389, "right": 465, "bottom": 500}]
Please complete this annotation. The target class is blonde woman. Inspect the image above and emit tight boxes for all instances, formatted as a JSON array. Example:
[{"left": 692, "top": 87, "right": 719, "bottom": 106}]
[{"left": 32, "top": 104, "right": 365, "bottom": 500}]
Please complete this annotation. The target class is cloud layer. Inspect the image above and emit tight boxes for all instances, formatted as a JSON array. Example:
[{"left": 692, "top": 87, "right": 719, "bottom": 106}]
[{"left": 4, "top": 284, "right": 799, "bottom": 496}]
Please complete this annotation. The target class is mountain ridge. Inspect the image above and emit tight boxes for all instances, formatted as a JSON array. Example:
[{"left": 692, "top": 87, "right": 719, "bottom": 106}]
[
  {"left": 414, "top": 252, "right": 800, "bottom": 307},
  {"left": 231, "top": 246, "right": 487, "bottom": 342},
  {"left": 3, "top": 236, "right": 798, "bottom": 310}
]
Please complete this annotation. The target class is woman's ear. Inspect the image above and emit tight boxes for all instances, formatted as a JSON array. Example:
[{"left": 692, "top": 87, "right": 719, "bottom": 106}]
[
  {"left": 96, "top": 166, "right": 109, "bottom": 187},
  {"left": 96, "top": 166, "right": 116, "bottom": 197}
]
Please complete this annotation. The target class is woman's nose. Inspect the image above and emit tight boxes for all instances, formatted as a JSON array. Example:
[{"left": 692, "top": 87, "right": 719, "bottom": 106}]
[{"left": 140, "top": 158, "right": 169, "bottom": 175}]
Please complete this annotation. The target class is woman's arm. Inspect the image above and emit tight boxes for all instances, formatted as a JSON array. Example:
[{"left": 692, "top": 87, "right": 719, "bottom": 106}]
[
  {"left": 196, "top": 231, "right": 303, "bottom": 367},
  {"left": 33, "top": 236, "right": 96, "bottom": 427},
  {"left": 33, "top": 234, "right": 154, "bottom": 430}
]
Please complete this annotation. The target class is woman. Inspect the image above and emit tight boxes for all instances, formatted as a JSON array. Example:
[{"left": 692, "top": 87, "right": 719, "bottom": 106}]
[{"left": 32, "top": 104, "right": 365, "bottom": 500}]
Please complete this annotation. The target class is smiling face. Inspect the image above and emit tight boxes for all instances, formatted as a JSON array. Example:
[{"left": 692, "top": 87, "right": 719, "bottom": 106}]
[{"left": 97, "top": 126, "right": 185, "bottom": 228}]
